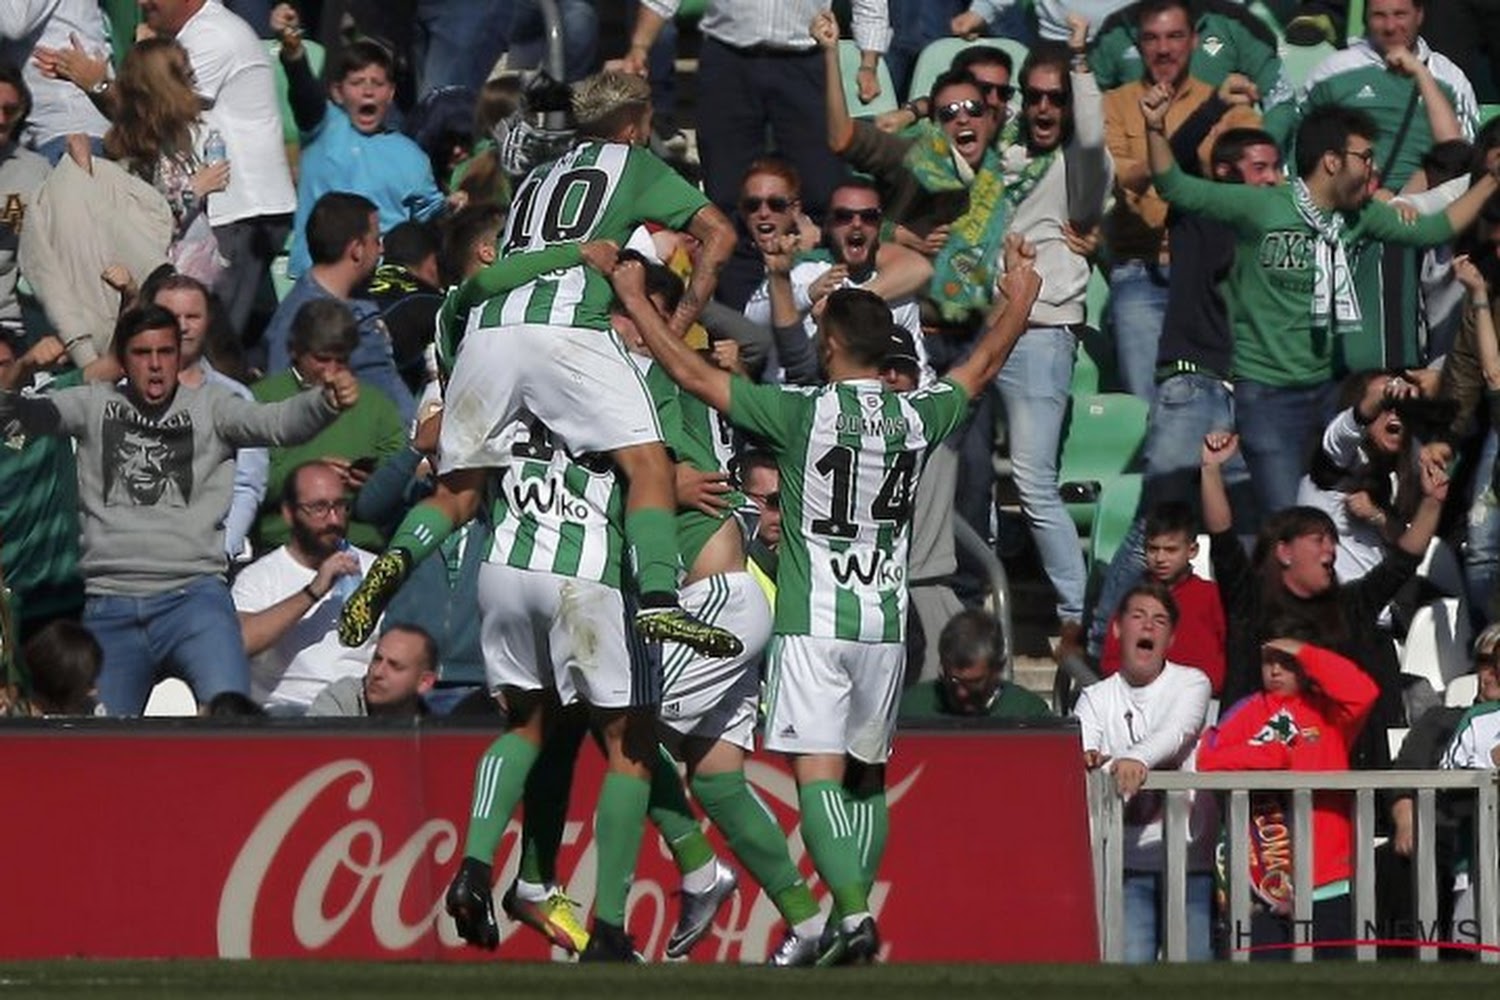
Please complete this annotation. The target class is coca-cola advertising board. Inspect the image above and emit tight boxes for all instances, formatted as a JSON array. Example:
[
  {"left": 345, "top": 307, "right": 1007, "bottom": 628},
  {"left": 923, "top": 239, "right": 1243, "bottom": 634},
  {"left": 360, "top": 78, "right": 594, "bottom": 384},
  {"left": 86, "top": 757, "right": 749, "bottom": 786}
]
[{"left": 1, "top": 724, "right": 1096, "bottom": 962}]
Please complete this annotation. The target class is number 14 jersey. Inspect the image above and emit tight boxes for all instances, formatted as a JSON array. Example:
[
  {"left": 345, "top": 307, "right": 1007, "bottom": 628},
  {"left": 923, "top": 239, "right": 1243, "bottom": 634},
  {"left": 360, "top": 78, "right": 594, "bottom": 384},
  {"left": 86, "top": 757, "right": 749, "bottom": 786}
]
[{"left": 727, "top": 375, "right": 970, "bottom": 643}]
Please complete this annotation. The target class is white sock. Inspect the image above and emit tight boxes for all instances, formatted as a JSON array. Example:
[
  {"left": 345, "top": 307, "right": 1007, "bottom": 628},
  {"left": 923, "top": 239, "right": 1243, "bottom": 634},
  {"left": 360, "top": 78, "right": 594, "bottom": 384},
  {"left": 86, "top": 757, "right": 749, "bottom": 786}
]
[
  {"left": 515, "top": 878, "right": 552, "bottom": 903},
  {"left": 681, "top": 858, "right": 718, "bottom": 895}
]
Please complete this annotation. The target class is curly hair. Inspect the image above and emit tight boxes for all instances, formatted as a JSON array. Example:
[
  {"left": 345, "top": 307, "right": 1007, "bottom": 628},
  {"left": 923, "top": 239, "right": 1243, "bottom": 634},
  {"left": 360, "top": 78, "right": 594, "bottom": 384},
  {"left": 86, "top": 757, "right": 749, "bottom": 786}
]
[{"left": 103, "top": 38, "right": 203, "bottom": 177}]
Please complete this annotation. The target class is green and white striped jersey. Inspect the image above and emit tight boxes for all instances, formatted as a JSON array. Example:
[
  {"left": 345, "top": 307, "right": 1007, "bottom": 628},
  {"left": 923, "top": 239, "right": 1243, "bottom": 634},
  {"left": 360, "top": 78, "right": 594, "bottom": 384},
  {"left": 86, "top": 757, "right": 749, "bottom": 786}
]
[
  {"left": 487, "top": 421, "right": 624, "bottom": 587},
  {"left": 478, "top": 141, "right": 709, "bottom": 332},
  {"left": 728, "top": 375, "right": 970, "bottom": 642},
  {"left": 639, "top": 357, "right": 744, "bottom": 571}
]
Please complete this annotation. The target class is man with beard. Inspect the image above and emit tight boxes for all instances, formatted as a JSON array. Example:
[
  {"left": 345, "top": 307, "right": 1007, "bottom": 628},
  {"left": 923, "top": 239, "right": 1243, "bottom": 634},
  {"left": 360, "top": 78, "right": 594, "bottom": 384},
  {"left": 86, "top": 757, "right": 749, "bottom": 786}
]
[
  {"left": 232, "top": 459, "right": 378, "bottom": 713},
  {"left": 988, "top": 34, "right": 1111, "bottom": 667},
  {"left": 1103, "top": 0, "right": 1262, "bottom": 402},
  {"left": 745, "top": 178, "right": 928, "bottom": 385}
]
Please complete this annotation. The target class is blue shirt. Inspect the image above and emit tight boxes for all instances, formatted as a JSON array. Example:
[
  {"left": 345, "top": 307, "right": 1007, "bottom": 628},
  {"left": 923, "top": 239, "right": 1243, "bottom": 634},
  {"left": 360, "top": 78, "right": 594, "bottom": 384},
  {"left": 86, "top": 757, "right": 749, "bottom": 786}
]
[
  {"left": 287, "top": 103, "right": 445, "bottom": 278},
  {"left": 263, "top": 273, "right": 416, "bottom": 423}
]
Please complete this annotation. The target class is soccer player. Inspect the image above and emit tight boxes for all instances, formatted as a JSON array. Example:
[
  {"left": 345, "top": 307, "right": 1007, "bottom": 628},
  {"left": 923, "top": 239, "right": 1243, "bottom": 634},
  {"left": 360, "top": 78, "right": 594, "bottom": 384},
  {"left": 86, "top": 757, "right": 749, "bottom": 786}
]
[
  {"left": 339, "top": 70, "right": 739, "bottom": 659},
  {"left": 614, "top": 255, "right": 825, "bottom": 965},
  {"left": 442, "top": 416, "right": 660, "bottom": 962},
  {"left": 609, "top": 240, "right": 1043, "bottom": 964}
]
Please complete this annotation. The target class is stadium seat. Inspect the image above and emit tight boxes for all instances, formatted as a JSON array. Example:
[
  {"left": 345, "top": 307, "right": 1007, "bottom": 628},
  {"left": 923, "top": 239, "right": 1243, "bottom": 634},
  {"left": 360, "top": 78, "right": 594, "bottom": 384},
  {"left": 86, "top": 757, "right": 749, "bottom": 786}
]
[
  {"left": 1483, "top": 104, "right": 1500, "bottom": 127},
  {"left": 1059, "top": 392, "right": 1149, "bottom": 537},
  {"left": 1398, "top": 597, "right": 1473, "bottom": 696},
  {"left": 266, "top": 38, "right": 328, "bottom": 147},
  {"left": 270, "top": 254, "right": 295, "bottom": 302},
  {"left": 143, "top": 677, "right": 198, "bottom": 717},
  {"left": 1446, "top": 673, "right": 1479, "bottom": 708},
  {"left": 839, "top": 40, "right": 899, "bottom": 119},
  {"left": 1280, "top": 40, "right": 1335, "bottom": 90},
  {"left": 907, "top": 37, "right": 1029, "bottom": 106},
  {"left": 1087, "top": 473, "right": 1143, "bottom": 568}
]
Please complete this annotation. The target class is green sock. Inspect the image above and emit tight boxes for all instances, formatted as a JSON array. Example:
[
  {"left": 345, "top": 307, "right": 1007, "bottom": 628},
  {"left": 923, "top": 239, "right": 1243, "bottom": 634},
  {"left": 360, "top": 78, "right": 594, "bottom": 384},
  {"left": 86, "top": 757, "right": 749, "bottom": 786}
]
[
  {"left": 624, "top": 507, "right": 681, "bottom": 601},
  {"left": 462, "top": 733, "right": 541, "bottom": 862},
  {"left": 517, "top": 718, "right": 588, "bottom": 885},
  {"left": 851, "top": 790, "right": 889, "bottom": 892},
  {"left": 594, "top": 771, "right": 651, "bottom": 926},
  {"left": 798, "top": 781, "right": 869, "bottom": 920},
  {"left": 387, "top": 502, "right": 456, "bottom": 565},
  {"left": 693, "top": 770, "right": 819, "bottom": 925},
  {"left": 648, "top": 747, "right": 716, "bottom": 875}
]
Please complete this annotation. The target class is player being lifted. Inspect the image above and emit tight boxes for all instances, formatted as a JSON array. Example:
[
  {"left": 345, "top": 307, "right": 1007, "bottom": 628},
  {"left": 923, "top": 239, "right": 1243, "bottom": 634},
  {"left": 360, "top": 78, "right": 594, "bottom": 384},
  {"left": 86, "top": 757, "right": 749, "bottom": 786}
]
[
  {"left": 338, "top": 70, "right": 740, "bottom": 658},
  {"left": 613, "top": 254, "right": 827, "bottom": 965},
  {"left": 611, "top": 239, "right": 1042, "bottom": 964}
]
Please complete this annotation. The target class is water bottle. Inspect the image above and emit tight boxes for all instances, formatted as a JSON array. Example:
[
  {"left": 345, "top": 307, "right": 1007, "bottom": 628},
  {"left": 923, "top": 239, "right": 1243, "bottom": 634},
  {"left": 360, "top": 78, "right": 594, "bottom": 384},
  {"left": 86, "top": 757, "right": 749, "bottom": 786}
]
[
  {"left": 203, "top": 129, "right": 227, "bottom": 165},
  {"left": 332, "top": 539, "right": 361, "bottom": 602}
]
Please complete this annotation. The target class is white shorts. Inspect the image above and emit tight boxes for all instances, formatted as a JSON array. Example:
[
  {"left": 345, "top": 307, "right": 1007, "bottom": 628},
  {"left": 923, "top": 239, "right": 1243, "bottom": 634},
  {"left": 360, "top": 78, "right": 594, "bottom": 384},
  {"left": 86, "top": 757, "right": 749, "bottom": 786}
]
[
  {"left": 658, "top": 572, "right": 773, "bottom": 750},
  {"left": 762, "top": 635, "right": 906, "bottom": 763},
  {"left": 438, "top": 322, "right": 662, "bottom": 474},
  {"left": 477, "top": 562, "right": 634, "bottom": 709}
]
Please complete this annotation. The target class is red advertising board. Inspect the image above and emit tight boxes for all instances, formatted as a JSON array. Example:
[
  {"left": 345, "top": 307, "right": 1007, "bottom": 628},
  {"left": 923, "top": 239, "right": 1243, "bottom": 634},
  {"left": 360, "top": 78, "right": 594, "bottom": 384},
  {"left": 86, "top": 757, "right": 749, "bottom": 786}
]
[{"left": 2, "top": 725, "right": 1096, "bottom": 962}]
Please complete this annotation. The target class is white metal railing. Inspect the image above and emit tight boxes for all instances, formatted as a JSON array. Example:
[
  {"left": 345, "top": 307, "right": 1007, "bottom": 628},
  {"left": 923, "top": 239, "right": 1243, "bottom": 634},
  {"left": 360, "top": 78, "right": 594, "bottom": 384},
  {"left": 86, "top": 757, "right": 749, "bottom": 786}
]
[{"left": 1089, "top": 770, "right": 1500, "bottom": 963}]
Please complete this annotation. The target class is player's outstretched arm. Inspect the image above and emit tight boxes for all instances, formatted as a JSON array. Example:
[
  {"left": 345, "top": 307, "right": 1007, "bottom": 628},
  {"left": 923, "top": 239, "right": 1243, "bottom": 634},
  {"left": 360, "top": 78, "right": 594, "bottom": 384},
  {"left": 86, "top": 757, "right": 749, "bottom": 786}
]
[
  {"left": 945, "top": 237, "right": 1041, "bottom": 398},
  {"left": 671, "top": 204, "right": 737, "bottom": 336},
  {"left": 614, "top": 257, "right": 733, "bottom": 413}
]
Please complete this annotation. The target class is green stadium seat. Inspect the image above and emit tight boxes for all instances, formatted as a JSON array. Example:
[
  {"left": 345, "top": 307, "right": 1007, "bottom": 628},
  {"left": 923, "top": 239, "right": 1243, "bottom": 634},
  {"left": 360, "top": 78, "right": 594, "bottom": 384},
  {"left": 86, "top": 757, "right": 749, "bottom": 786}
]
[
  {"left": 1058, "top": 392, "right": 1149, "bottom": 538},
  {"left": 1483, "top": 104, "right": 1500, "bottom": 127},
  {"left": 266, "top": 39, "right": 328, "bottom": 148},
  {"left": 907, "top": 37, "right": 1029, "bottom": 106},
  {"left": 1088, "top": 474, "right": 1143, "bottom": 568},
  {"left": 1280, "top": 39, "right": 1335, "bottom": 90},
  {"left": 839, "top": 40, "right": 898, "bottom": 118}
]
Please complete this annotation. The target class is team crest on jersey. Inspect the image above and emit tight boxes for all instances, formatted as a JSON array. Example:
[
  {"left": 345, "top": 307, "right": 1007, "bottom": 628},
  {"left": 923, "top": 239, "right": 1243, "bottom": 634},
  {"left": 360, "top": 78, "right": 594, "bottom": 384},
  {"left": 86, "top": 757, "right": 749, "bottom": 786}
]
[
  {"left": 1249, "top": 708, "right": 1302, "bottom": 747},
  {"left": 1355, "top": 84, "right": 1377, "bottom": 100},
  {"left": 1200, "top": 35, "right": 1224, "bottom": 57}
]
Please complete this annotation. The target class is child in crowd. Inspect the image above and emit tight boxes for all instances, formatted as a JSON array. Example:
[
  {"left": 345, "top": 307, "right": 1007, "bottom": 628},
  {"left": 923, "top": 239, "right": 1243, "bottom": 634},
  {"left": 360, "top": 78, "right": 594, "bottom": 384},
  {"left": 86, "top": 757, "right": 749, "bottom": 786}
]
[
  {"left": 277, "top": 10, "right": 455, "bottom": 278},
  {"left": 1100, "top": 501, "right": 1226, "bottom": 695},
  {"left": 1197, "top": 638, "right": 1378, "bottom": 960}
]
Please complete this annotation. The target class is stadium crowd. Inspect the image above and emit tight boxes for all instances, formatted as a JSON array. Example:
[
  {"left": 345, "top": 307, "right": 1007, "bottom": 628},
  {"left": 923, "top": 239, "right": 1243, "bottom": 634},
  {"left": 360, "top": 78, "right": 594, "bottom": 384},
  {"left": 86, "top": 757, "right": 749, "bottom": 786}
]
[{"left": 4, "top": 0, "right": 1500, "bottom": 965}]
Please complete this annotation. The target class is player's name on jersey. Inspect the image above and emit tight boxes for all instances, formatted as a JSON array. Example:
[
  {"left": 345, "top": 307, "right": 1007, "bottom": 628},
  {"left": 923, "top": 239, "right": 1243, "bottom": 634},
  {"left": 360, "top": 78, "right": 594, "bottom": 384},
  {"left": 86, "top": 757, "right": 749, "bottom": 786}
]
[{"left": 836, "top": 412, "right": 911, "bottom": 437}]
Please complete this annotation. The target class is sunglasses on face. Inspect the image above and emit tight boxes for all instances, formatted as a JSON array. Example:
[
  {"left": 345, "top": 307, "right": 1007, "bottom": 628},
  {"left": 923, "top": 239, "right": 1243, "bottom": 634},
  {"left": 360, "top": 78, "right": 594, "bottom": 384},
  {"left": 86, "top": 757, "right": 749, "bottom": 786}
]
[
  {"left": 935, "top": 98, "right": 985, "bottom": 123},
  {"left": 1023, "top": 87, "right": 1070, "bottom": 108},
  {"left": 740, "top": 195, "right": 791, "bottom": 214},
  {"left": 977, "top": 81, "right": 1016, "bottom": 102},
  {"left": 749, "top": 490, "right": 781, "bottom": 508},
  {"left": 830, "top": 207, "right": 882, "bottom": 225}
]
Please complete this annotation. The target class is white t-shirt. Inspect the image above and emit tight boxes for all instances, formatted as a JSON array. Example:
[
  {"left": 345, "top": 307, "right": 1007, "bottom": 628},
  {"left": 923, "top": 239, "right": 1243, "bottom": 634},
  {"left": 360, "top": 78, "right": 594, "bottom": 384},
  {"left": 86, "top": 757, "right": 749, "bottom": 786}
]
[
  {"left": 177, "top": 0, "right": 295, "bottom": 225},
  {"left": 232, "top": 543, "right": 378, "bottom": 709},
  {"left": 1073, "top": 663, "right": 1215, "bottom": 871},
  {"left": 0, "top": 0, "right": 112, "bottom": 146},
  {"left": 744, "top": 260, "right": 931, "bottom": 385}
]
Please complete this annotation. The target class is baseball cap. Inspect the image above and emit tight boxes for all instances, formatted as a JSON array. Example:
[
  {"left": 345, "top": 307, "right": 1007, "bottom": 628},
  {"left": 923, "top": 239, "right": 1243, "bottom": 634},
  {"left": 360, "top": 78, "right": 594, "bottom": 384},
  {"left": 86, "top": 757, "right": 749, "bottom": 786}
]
[{"left": 882, "top": 326, "right": 921, "bottom": 371}]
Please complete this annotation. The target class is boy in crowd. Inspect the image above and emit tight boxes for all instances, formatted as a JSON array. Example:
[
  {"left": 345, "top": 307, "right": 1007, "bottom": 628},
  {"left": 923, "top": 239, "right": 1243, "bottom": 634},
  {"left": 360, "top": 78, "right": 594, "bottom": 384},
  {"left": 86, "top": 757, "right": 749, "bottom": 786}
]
[{"left": 1099, "top": 501, "right": 1226, "bottom": 695}]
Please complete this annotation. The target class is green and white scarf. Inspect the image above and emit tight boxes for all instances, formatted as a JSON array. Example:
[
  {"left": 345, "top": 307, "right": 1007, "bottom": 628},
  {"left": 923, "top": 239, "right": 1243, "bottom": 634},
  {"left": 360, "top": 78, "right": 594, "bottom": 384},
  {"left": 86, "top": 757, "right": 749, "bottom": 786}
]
[
  {"left": 905, "top": 120, "right": 1057, "bottom": 322},
  {"left": 1292, "top": 178, "right": 1362, "bottom": 338}
]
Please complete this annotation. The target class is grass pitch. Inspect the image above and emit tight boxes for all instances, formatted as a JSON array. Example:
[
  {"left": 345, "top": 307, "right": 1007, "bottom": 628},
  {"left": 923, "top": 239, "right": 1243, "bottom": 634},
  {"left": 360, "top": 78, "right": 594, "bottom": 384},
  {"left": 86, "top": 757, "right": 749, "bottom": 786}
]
[{"left": 0, "top": 961, "right": 1496, "bottom": 999}]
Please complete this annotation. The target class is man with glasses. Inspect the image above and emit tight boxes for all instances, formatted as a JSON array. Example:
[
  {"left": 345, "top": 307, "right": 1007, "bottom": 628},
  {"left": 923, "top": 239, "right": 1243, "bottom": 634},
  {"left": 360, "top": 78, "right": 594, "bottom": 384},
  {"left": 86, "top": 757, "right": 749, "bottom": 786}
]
[
  {"left": 233, "top": 460, "right": 378, "bottom": 714},
  {"left": 898, "top": 608, "right": 1051, "bottom": 718},
  {"left": 1103, "top": 0, "right": 1262, "bottom": 402},
  {"left": 746, "top": 179, "right": 929, "bottom": 385},
  {"left": 1143, "top": 98, "right": 1500, "bottom": 514},
  {"left": 1264, "top": 0, "right": 1477, "bottom": 374}
]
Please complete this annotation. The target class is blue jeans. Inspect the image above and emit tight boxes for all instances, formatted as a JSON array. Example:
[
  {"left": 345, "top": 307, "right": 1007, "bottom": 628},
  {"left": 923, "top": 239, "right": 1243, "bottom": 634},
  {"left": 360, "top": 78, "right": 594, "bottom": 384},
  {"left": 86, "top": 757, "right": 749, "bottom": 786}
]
[
  {"left": 413, "top": 0, "right": 512, "bottom": 95},
  {"left": 1123, "top": 871, "right": 1215, "bottom": 962},
  {"left": 1234, "top": 378, "right": 1338, "bottom": 518},
  {"left": 86, "top": 576, "right": 251, "bottom": 716},
  {"left": 1465, "top": 427, "right": 1500, "bottom": 628},
  {"left": 1088, "top": 372, "right": 1251, "bottom": 655},
  {"left": 1108, "top": 260, "right": 1171, "bottom": 402},
  {"left": 885, "top": 0, "right": 967, "bottom": 98},
  {"left": 995, "top": 326, "right": 1086, "bottom": 622},
  {"left": 506, "top": 0, "right": 599, "bottom": 83}
]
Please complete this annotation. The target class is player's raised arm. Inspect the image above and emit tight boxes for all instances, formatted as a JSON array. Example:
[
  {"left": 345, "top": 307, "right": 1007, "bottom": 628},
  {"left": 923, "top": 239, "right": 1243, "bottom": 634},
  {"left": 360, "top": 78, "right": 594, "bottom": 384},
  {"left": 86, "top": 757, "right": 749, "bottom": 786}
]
[
  {"left": 945, "top": 236, "right": 1043, "bottom": 398},
  {"left": 613, "top": 255, "right": 733, "bottom": 414},
  {"left": 671, "top": 203, "right": 737, "bottom": 337}
]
